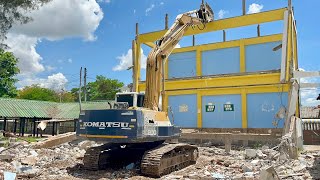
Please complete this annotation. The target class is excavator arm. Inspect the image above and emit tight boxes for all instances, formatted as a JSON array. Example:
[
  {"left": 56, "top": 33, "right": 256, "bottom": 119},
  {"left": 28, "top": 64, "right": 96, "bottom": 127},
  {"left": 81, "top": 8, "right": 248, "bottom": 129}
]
[{"left": 144, "top": 2, "right": 214, "bottom": 110}]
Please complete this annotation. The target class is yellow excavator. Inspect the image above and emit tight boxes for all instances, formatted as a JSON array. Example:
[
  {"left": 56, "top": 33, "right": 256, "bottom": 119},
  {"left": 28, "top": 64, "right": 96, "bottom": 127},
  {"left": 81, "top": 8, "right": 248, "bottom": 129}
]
[{"left": 77, "top": 2, "right": 214, "bottom": 177}]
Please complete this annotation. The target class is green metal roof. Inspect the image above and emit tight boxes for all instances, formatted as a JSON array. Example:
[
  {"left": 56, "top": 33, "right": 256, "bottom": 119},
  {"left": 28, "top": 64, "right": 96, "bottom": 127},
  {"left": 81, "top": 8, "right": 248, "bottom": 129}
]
[{"left": 0, "top": 98, "right": 112, "bottom": 119}]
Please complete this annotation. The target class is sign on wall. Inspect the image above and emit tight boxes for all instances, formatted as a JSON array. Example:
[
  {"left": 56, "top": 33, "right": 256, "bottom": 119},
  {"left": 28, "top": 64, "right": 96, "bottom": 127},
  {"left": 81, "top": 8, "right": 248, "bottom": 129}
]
[
  {"left": 224, "top": 104, "right": 234, "bottom": 111},
  {"left": 206, "top": 105, "right": 215, "bottom": 112}
]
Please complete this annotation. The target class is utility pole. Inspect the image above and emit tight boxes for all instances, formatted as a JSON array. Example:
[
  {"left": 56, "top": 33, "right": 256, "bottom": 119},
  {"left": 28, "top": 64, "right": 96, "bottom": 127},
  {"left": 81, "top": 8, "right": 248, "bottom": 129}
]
[
  {"left": 59, "top": 88, "right": 64, "bottom": 103},
  {"left": 84, "top": 67, "right": 87, "bottom": 102},
  {"left": 79, "top": 67, "right": 82, "bottom": 111}
]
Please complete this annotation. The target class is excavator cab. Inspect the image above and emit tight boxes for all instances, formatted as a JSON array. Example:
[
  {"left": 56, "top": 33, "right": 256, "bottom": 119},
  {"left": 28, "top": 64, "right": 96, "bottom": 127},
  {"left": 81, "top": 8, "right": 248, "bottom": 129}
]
[{"left": 115, "top": 92, "right": 145, "bottom": 108}]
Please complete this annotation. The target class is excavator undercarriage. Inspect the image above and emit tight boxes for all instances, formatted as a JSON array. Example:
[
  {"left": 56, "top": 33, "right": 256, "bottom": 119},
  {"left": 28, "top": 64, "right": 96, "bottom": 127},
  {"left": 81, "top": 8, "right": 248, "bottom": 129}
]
[{"left": 83, "top": 142, "right": 198, "bottom": 177}]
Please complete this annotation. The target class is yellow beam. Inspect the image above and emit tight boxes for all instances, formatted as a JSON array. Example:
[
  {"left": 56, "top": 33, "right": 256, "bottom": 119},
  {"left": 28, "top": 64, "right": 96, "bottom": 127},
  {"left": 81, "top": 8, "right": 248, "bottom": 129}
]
[
  {"left": 165, "top": 84, "right": 289, "bottom": 96},
  {"left": 138, "top": 8, "right": 286, "bottom": 43},
  {"left": 140, "top": 73, "right": 282, "bottom": 91},
  {"left": 241, "top": 89, "right": 247, "bottom": 128},
  {"left": 144, "top": 42, "right": 156, "bottom": 48}
]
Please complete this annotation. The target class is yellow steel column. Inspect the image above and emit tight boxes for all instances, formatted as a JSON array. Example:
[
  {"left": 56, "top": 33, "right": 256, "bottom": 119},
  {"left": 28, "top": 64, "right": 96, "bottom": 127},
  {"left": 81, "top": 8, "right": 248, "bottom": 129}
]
[
  {"left": 241, "top": 89, "right": 248, "bottom": 128},
  {"left": 196, "top": 49, "right": 202, "bottom": 76},
  {"left": 197, "top": 92, "right": 202, "bottom": 128},
  {"left": 240, "top": 39, "right": 246, "bottom": 73}
]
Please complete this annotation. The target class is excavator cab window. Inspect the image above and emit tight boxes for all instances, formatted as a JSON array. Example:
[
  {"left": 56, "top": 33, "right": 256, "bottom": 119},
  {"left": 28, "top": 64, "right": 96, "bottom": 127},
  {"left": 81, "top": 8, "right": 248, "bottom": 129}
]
[{"left": 116, "top": 94, "right": 134, "bottom": 107}]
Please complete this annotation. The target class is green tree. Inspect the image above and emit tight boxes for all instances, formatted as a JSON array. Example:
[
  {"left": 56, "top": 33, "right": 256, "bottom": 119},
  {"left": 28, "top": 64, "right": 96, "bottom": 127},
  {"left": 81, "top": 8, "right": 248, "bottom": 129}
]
[
  {"left": 88, "top": 76, "right": 124, "bottom": 100},
  {"left": 0, "top": 0, "right": 51, "bottom": 48},
  {"left": 59, "top": 91, "right": 75, "bottom": 103},
  {"left": 0, "top": 49, "right": 20, "bottom": 97},
  {"left": 18, "top": 85, "right": 58, "bottom": 102},
  {"left": 71, "top": 76, "right": 124, "bottom": 101}
]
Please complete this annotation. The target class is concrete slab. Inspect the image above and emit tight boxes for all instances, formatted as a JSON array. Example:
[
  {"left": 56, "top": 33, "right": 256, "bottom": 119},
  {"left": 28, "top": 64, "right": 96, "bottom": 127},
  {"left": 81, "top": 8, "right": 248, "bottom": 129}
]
[
  {"left": 304, "top": 145, "right": 320, "bottom": 152},
  {"left": 33, "top": 132, "right": 76, "bottom": 149}
]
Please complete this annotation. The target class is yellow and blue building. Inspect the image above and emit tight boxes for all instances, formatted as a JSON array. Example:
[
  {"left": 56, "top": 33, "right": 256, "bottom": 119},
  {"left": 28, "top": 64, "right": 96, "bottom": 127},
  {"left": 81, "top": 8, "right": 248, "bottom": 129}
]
[{"left": 133, "top": 6, "right": 298, "bottom": 130}]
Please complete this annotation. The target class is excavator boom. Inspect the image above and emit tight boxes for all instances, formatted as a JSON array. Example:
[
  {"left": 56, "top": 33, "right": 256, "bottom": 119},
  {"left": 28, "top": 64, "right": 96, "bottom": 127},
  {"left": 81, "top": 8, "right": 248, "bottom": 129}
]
[{"left": 144, "top": 3, "right": 214, "bottom": 110}]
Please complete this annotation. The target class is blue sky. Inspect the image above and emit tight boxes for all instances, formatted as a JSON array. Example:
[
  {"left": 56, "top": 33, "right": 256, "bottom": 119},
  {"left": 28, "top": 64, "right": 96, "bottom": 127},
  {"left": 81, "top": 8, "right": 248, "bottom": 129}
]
[{"left": 6, "top": 0, "right": 320, "bottom": 106}]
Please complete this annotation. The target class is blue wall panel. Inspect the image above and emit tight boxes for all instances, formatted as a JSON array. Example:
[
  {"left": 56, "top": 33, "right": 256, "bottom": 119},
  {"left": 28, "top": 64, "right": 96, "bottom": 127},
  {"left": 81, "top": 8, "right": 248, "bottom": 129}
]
[
  {"left": 168, "top": 51, "right": 196, "bottom": 78},
  {"left": 247, "top": 92, "right": 288, "bottom": 128},
  {"left": 201, "top": 47, "right": 240, "bottom": 76},
  {"left": 202, "top": 94, "right": 242, "bottom": 128},
  {"left": 168, "top": 94, "right": 197, "bottom": 128},
  {"left": 246, "top": 41, "right": 282, "bottom": 72}
]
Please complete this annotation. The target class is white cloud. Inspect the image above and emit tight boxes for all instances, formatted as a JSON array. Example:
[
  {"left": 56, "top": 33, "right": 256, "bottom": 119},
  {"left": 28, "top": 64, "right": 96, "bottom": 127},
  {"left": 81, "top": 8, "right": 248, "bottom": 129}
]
[
  {"left": 218, "top": 10, "right": 229, "bottom": 19},
  {"left": 175, "top": 44, "right": 181, "bottom": 48},
  {"left": 5, "top": 0, "right": 103, "bottom": 88},
  {"left": 301, "top": 88, "right": 320, "bottom": 107},
  {"left": 67, "top": 58, "right": 73, "bottom": 63},
  {"left": 18, "top": 73, "right": 68, "bottom": 91},
  {"left": 11, "top": 0, "right": 103, "bottom": 41},
  {"left": 46, "top": 65, "right": 56, "bottom": 72},
  {"left": 248, "top": 3, "right": 264, "bottom": 14},
  {"left": 113, "top": 49, "right": 147, "bottom": 71},
  {"left": 160, "top": 2, "right": 164, "bottom": 5},
  {"left": 145, "top": 4, "right": 155, "bottom": 16},
  {"left": 133, "top": 9, "right": 136, "bottom": 14},
  {"left": 98, "top": 0, "right": 110, "bottom": 3},
  {"left": 5, "top": 34, "right": 45, "bottom": 75}
]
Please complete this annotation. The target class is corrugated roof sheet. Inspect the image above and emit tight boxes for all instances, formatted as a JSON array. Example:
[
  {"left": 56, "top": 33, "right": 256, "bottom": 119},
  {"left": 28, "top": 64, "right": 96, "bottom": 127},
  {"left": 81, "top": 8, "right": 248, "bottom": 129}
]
[{"left": 0, "top": 98, "right": 112, "bottom": 119}]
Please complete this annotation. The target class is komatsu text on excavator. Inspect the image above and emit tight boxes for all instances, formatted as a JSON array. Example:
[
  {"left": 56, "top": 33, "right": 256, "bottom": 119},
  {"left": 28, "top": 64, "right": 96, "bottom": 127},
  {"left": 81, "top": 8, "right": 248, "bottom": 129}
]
[{"left": 77, "top": 2, "right": 214, "bottom": 177}]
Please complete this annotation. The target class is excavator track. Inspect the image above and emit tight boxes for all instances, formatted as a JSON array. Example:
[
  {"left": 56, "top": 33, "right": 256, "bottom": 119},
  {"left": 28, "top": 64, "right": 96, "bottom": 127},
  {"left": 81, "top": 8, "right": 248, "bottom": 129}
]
[
  {"left": 83, "top": 141, "right": 165, "bottom": 171},
  {"left": 140, "top": 143, "right": 199, "bottom": 177},
  {"left": 83, "top": 144, "right": 113, "bottom": 170}
]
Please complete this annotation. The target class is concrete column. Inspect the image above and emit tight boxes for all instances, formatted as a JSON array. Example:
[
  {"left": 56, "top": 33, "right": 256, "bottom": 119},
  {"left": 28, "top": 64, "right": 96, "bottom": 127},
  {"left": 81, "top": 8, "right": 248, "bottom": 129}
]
[
  {"left": 52, "top": 122, "right": 55, "bottom": 136},
  {"left": 13, "top": 119, "right": 17, "bottom": 135},
  {"left": 224, "top": 134, "right": 232, "bottom": 153},
  {"left": 3, "top": 117, "right": 7, "bottom": 136},
  {"left": 33, "top": 118, "right": 36, "bottom": 137},
  {"left": 56, "top": 122, "right": 60, "bottom": 135},
  {"left": 21, "top": 118, "right": 25, "bottom": 137}
]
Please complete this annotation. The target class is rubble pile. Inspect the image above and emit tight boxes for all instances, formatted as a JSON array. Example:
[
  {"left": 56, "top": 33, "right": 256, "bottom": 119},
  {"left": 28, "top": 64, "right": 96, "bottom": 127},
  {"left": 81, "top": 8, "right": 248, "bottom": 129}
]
[
  {"left": 165, "top": 145, "right": 319, "bottom": 180},
  {"left": 0, "top": 139, "right": 319, "bottom": 180}
]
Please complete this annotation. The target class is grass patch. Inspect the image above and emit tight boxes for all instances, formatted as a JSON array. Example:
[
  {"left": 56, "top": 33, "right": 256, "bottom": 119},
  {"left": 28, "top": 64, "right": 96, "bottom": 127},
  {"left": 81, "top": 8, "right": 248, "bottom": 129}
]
[{"left": 18, "top": 137, "right": 41, "bottom": 143}]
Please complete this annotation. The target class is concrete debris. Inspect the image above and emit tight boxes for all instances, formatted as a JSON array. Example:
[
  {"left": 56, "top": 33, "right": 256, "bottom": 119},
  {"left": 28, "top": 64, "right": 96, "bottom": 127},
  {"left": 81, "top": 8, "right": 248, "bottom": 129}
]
[
  {"left": 259, "top": 166, "right": 279, "bottom": 180},
  {"left": 21, "top": 156, "right": 37, "bottom": 166},
  {"left": 245, "top": 149, "right": 257, "bottom": 159},
  {"left": 250, "top": 159, "right": 260, "bottom": 165},
  {"left": 0, "top": 138, "right": 319, "bottom": 180},
  {"left": 211, "top": 172, "right": 225, "bottom": 179},
  {"left": 0, "top": 155, "right": 14, "bottom": 162},
  {"left": 256, "top": 150, "right": 267, "bottom": 159},
  {"left": 241, "top": 164, "right": 253, "bottom": 172},
  {"left": 78, "top": 140, "right": 95, "bottom": 150}
]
